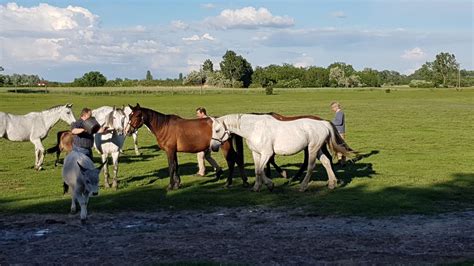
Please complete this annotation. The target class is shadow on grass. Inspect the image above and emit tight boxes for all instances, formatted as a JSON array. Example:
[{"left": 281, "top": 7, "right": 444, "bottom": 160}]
[{"left": 2, "top": 170, "right": 473, "bottom": 217}]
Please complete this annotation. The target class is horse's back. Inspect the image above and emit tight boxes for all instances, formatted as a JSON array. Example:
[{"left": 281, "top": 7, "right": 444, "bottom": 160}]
[
  {"left": 1, "top": 112, "right": 34, "bottom": 141},
  {"left": 171, "top": 117, "right": 212, "bottom": 152}
]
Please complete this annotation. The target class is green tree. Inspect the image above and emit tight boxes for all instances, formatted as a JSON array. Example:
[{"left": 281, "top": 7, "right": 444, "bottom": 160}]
[
  {"left": 202, "top": 59, "right": 214, "bottom": 72},
  {"left": 329, "top": 66, "right": 346, "bottom": 87},
  {"left": 73, "top": 71, "right": 107, "bottom": 87},
  {"left": 432, "top": 52, "right": 459, "bottom": 87},
  {"left": 146, "top": 70, "right": 153, "bottom": 81},
  {"left": 219, "top": 50, "right": 253, "bottom": 88},
  {"left": 359, "top": 68, "right": 381, "bottom": 87}
]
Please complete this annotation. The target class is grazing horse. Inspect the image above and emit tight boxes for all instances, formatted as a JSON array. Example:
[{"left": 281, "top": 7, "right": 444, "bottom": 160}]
[
  {"left": 125, "top": 104, "right": 247, "bottom": 190},
  {"left": 62, "top": 151, "right": 105, "bottom": 223},
  {"left": 0, "top": 104, "right": 76, "bottom": 170},
  {"left": 93, "top": 107, "right": 127, "bottom": 188},
  {"left": 210, "top": 114, "right": 355, "bottom": 192}
]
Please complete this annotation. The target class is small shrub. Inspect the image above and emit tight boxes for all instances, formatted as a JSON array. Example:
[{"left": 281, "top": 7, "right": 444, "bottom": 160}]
[{"left": 265, "top": 87, "right": 273, "bottom": 95}]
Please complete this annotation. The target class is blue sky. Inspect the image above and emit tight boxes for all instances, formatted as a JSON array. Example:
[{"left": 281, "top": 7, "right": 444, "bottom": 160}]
[{"left": 1, "top": 0, "right": 472, "bottom": 81}]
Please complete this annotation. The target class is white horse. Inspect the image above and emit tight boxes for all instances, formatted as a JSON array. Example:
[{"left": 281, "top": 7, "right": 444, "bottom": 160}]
[
  {"left": 92, "top": 106, "right": 141, "bottom": 155},
  {"left": 0, "top": 104, "right": 76, "bottom": 170},
  {"left": 93, "top": 107, "right": 127, "bottom": 188},
  {"left": 209, "top": 114, "right": 354, "bottom": 192}
]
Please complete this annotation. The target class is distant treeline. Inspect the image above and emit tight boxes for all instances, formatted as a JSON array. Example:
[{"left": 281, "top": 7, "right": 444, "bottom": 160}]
[{"left": 1, "top": 51, "right": 473, "bottom": 88}]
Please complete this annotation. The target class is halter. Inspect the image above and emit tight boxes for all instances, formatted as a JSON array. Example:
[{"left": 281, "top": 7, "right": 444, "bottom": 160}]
[
  {"left": 127, "top": 112, "right": 144, "bottom": 133},
  {"left": 211, "top": 130, "right": 230, "bottom": 144}
]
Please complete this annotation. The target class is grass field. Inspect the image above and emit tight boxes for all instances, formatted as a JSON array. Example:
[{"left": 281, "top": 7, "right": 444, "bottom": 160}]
[{"left": 0, "top": 87, "right": 473, "bottom": 216}]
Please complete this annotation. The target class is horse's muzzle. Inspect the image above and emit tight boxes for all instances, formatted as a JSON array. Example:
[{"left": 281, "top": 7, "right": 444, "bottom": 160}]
[
  {"left": 92, "top": 192, "right": 99, "bottom": 196},
  {"left": 210, "top": 141, "right": 220, "bottom": 152}
]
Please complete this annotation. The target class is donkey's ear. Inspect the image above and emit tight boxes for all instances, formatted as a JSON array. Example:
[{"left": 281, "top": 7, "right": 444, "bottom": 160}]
[{"left": 77, "top": 162, "right": 87, "bottom": 172}]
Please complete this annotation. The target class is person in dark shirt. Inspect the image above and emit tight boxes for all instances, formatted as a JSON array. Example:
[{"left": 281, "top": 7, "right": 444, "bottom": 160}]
[
  {"left": 331, "top": 101, "right": 346, "bottom": 165},
  {"left": 71, "top": 108, "right": 108, "bottom": 160}
]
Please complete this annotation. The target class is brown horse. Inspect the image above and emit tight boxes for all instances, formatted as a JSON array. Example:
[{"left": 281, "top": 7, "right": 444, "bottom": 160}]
[
  {"left": 46, "top": 130, "right": 73, "bottom": 167},
  {"left": 125, "top": 104, "right": 248, "bottom": 190}
]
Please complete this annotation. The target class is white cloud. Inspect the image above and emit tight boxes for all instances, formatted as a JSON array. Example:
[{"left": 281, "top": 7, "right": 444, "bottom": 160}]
[
  {"left": 331, "top": 11, "right": 347, "bottom": 18},
  {"left": 205, "top": 6, "right": 294, "bottom": 29},
  {"left": 0, "top": 2, "right": 97, "bottom": 33},
  {"left": 171, "top": 20, "right": 189, "bottom": 30},
  {"left": 401, "top": 47, "right": 426, "bottom": 60},
  {"left": 182, "top": 33, "right": 216, "bottom": 41},
  {"left": 293, "top": 53, "right": 315, "bottom": 68},
  {"left": 201, "top": 3, "right": 216, "bottom": 9}
]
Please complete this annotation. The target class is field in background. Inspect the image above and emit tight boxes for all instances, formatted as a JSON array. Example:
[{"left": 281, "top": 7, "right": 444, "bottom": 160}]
[{"left": 0, "top": 87, "right": 473, "bottom": 216}]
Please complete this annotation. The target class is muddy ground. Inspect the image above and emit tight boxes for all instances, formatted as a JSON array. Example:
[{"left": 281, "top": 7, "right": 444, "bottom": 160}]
[{"left": 1, "top": 207, "right": 473, "bottom": 264}]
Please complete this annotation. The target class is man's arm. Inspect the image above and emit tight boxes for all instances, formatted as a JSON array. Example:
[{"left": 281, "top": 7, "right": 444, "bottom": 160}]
[{"left": 332, "top": 112, "right": 343, "bottom": 126}]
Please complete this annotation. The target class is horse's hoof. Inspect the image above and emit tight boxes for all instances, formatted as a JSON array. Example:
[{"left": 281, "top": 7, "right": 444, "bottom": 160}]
[
  {"left": 215, "top": 169, "right": 223, "bottom": 179},
  {"left": 167, "top": 184, "right": 174, "bottom": 191},
  {"left": 173, "top": 183, "right": 181, "bottom": 190},
  {"left": 281, "top": 170, "right": 288, "bottom": 179},
  {"left": 328, "top": 181, "right": 336, "bottom": 190},
  {"left": 224, "top": 183, "right": 232, "bottom": 189},
  {"left": 70, "top": 209, "right": 77, "bottom": 214}
]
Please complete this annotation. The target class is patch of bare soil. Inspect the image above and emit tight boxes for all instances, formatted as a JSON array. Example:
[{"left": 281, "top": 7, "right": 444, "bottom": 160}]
[{"left": 1, "top": 208, "right": 473, "bottom": 264}]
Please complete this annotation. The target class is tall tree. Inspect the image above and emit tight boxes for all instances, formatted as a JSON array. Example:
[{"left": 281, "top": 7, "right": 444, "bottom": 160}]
[
  {"left": 146, "top": 70, "right": 153, "bottom": 81},
  {"left": 219, "top": 50, "right": 253, "bottom": 88},
  {"left": 202, "top": 59, "right": 214, "bottom": 72},
  {"left": 73, "top": 71, "right": 107, "bottom": 87},
  {"left": 432, "top": 52, "right": 459, "bottom": 87}
]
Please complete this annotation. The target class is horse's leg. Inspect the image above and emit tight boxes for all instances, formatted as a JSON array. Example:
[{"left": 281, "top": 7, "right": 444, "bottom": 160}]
[
  {"left": 265, "top": 156, "right": 272, "bottom": 179},
  {"left": 269, "top": 154, "right": 287, "bottom": 179},
  {"left": 173, "top": 154, "right": 181, "bottom": 189},
  {"left": 77, "top": 194, "right": 88, "bottom": 223},
  {"left": 165, "top": 151, "right": 175, "bottom": 190},
  {"left": 55, "top": 148, "right": 61, "bottom": 167},
  {"left": 221, "top": 145, "right": 234, "bottom": 188},
  {"left": 111, "top": 151, "right": 120, "bottom": 189},
  {"left": 132, "top": 132, "right": 141, "bottom": 155},
  {"left": 293, "top": 147, "right": 309, "bottom": 182},
  {"left": 233, "top": 135, "right": 249, "bottom": 187},
  {"left": 317, "top": 149, "right": 337, "bottom": 190},
  {"left": 101, "top": 153, "right": 110, "bottom": 188},
  {"left": 70, "top": 190, "right": 77, "bottom": 214},
  {"left": 300, "top": 146, "right": 318, "bottom": 192},
  {"left": 258, "top": 154, "right": 274, "bottom": 191},
  {"left": 31, "top": 138, "right": 44, "bottom": 170},
  {"left": 251, "top": 151, "right": 263, "bottom": 192}
]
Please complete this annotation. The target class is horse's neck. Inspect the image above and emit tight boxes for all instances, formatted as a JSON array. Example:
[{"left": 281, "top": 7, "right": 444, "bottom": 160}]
[
  {"left": 143, "top": 109, "right": 167, "bottom": 134},
  {"left": 40, "top": 109, "right": 62, "bottom": 129},
  {"left": 221, "top": 114, "right": 255, "bottom": 139}
]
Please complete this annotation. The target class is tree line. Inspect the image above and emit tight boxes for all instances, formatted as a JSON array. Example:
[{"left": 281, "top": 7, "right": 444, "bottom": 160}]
[{"left": 1, "top": 51, "right": 472, "bottom": 88}]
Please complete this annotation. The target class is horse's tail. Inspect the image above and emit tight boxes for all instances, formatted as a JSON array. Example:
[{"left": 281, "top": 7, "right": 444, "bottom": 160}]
[
  {"left": 63, "top": 182, "right": 69, "bottom": 195},
  {"left": 325, "top": 121, "right": 357, "bottom": 158},
  {"left": 46, "top": 131, "right": 65, "bottom": 154}
]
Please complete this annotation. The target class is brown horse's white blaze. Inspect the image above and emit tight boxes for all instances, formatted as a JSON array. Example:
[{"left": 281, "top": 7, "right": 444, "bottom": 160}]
[{"left": 125, "top": 104, "right": 248, "bottom": 189}]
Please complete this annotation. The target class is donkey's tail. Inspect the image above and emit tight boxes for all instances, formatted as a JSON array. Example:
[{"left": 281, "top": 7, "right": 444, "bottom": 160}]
[
  {"left": 46, "top": 131, "right": 66, "bottom": 154},
  {"left": 326, "top": 122, "right": 357, "bottom": 158}
]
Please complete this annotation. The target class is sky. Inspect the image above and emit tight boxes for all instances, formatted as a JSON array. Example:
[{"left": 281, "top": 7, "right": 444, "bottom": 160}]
[{"left": 0, "top": 0, "right": 473, "bottom": 82}]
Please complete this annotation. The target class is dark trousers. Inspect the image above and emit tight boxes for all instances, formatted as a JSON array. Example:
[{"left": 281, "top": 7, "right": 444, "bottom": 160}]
[{"left": 73, "top": 146, "right": 93, "bottom": 161}]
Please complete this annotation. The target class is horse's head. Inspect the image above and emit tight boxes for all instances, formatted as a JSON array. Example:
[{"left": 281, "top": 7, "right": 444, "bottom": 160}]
[
  {"left": 125, "top": 103, "right": 144, "bottom": 135},
  {"left": 105, "top": 106, "right": 126, "bottom": 135},
  {"left": 60, "top": 103, "right": 76, "bottom": 125},
  {"left": 209, "top": 117, "right": 230, "bottom": 152}
]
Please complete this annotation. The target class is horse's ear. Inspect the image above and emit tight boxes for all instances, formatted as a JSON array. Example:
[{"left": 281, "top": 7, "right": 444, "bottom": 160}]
[
  {"left": 136, "top": 103, "right": 140, "bottom": 108},
  {"left": 77, "top": 162, "right": 87, "bottom": 172},
  {"left": 66, "top": 103, "right": 73, "bottom": 108},
  {"left": 113, "top": 105, "right": 116, "bottom": 111},
  {"left": 128, "top": 104, "right": 133, "bottom": 109}
]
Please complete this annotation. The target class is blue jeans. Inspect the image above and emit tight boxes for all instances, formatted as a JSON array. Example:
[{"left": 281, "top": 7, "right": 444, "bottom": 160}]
[{"left": 73, "top": 146, "right": 93, "bottom": 161}]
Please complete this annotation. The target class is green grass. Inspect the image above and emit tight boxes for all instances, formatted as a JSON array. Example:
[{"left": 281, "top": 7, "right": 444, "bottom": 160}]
[{"left": 1, "top": 87, "right": 473, "bottom": 216}]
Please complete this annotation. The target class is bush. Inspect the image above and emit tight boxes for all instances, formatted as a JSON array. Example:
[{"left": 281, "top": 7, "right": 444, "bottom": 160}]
[
  {"left": 409, "top": 79, "right": 435, "bottom": 88},
  {"left": 265, "top": 87, "right": 273, "bottom": 95}
]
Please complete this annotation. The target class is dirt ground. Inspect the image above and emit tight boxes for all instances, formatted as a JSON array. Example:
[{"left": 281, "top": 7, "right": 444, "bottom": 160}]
[{"left": 1, "top": 207, "right": 473, "bottom": 264}]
